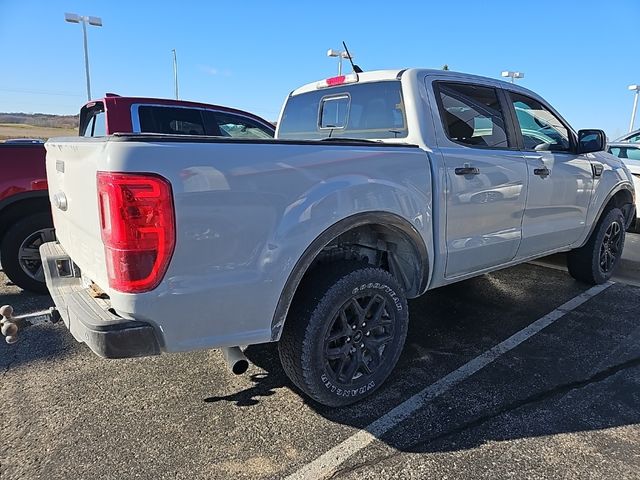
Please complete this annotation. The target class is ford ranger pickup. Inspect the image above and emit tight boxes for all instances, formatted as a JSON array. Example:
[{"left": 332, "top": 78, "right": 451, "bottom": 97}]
[{"left": 2, "top": 69, "right": 635, "bottom": 407}]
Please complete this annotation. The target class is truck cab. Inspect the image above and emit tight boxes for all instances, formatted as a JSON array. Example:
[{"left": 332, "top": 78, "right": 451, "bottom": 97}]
[{"left": 277, "top": 69, "right": 636, "bottom": 284}]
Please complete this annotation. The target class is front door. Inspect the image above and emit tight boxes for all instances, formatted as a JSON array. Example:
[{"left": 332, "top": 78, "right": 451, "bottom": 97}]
[
  {"left": 433, "top": 81, "right": 528, "bottom": 278},
  {"left": 506, "top": 92, "right": 594, "bottom": 259}
]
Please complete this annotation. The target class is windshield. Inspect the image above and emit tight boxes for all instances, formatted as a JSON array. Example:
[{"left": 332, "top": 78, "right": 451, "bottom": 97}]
[{"left": 278, "top": 81, "right": 407, "bottom": 140}]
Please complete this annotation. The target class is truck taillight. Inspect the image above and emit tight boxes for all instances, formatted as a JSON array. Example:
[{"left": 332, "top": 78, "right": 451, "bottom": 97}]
[{"left": 97, "top": 172, "right": 175, "bottom": 293}]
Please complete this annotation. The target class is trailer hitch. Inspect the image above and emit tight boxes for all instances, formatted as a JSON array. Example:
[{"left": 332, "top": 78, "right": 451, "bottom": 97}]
[{"left": 0, "top": 305, "right": 61, "bottom": 344}]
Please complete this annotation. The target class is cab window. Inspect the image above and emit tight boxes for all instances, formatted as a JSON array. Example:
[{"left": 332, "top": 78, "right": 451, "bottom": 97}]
[
  {"left": 81, "top": 105, "right": 106, "bottom": 137},
  {"left": 278, "top": 81, "right": 407, "bottom": 140},
  {"left": 609, "top": 146, "right": 640, "bottom": 161},
  {"left": 205, "top": 111, "right": 274, "bottom": 139},
  {"left": 436, "top": 82, "right": 510, "bottom": 149},
  {"left": 509, "top": 93, "right": 570, "bottom": 152},
  {"left": 138, "top": 106, "right": 206, "bottom": 135},
  {"left": 319, "top": 95, "right": 350, "bottom": 129}
]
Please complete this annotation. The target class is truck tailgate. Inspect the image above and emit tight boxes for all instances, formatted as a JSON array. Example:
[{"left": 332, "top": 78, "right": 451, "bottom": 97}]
[{"left": 44, "top": 138, "right": 109, "bottom": 289}]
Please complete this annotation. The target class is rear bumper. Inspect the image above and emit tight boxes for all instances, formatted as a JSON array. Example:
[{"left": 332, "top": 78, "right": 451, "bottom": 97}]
[{"left": 40, "top": 241, "right": 161, "bottom": 358}]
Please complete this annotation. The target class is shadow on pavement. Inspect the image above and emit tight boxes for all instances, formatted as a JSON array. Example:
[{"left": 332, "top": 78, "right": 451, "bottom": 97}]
[
  {"left": 204, "top": 264, "right": 640, "bottom": 457},
  {"left": 204, "top": 350, "right": 280, "bottom": 407}
]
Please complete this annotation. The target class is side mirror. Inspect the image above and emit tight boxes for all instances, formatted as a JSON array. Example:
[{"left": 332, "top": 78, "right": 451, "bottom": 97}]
[{"left": 577, "top": 129, "right": 606, "bottom": 154}]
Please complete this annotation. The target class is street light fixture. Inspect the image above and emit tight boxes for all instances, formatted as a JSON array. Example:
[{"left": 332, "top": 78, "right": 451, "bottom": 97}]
[
  {"left": 501, "top": 71, "right": 524, "bottom": 83},
  {"left": 327, "top": 48, "right": 352, "bottom": 76},
  {"left": 172, "top": 49, "right": 179, "bottom": 100},
  {"left": 628, "top": 84, "right": 640, "bottom": 133},
  {"left": 64, "top": 12, "right": 103, "bottom": 101}
]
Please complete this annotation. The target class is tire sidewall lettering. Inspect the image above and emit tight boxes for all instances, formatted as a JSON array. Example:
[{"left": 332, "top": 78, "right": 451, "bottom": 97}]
[
  {"left": 351, "top": 283, "right": 403, "bottom": 311},
  {"left": 321, "top": 373, "right": 377, "bottom": 397}
]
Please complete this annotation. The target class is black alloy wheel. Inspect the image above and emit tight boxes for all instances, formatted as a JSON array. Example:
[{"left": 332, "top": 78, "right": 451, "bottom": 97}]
[
  {"left": 598, "top": 220, "right": 622, "bottom": 274},
  {"left": 323, "top": 293, "right": 396, "bottom": 387},
  {"left": 567, "top": 207, "right": 626, "bottom": 285},
  {"left": 279, "top": 264, "right": 409, "bottom": 407}
]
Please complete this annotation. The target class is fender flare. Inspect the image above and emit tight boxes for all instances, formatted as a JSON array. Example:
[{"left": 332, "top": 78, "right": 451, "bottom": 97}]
[
  {"left": 270, "top": 211, "right": 429, "bottom": 341},
  {"left": 0, "top": 191, "right": 51, "bottom": 239},
  {"left": 583, "top": 182, "right": 635, "bottom": 242},
  {"left": 0, "top": 190, "right": 49, "bottom": 213}
]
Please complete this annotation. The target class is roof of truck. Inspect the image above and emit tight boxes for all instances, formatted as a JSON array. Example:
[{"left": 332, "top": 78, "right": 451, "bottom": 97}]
[
  {"left": 291, "top": 69, "right": 405, "bottom": 95},
  {"left": 290, "top": 68, "right": 538, "bottom": 97},
  {"left": 86, "top": 95, "right": 275, "bottom": 127}
]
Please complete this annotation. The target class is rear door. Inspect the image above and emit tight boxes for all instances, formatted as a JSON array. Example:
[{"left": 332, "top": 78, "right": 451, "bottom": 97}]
[
  {"left": 505, "top": 92, "right": 593, "bottom": 259},
  {"left": 431, "top": 80, "right": 528, "bottom": 278}
]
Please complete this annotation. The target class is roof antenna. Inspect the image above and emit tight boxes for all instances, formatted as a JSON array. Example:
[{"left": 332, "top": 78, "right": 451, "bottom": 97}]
[{"left": 342, "top": 41, "right": 363, "bottom": 74}]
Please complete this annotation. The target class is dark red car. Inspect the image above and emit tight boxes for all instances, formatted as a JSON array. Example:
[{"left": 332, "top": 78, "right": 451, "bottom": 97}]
[{"left": 0, "top": 96, "right": 275, "bottom": 293}]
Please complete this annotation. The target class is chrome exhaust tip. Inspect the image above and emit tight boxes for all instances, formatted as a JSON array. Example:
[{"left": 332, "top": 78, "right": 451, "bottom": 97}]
[{"left": 221, "top": 346, "right": 249, "bottom": 375}]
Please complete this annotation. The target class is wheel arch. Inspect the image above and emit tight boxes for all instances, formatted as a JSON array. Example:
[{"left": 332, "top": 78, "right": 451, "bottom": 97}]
[
  {"left": 0, "top": 192, "right": 51, "bottom": 243},
  {"left": 270, "top": 211, "right": 429, "bottom": 341},
  {"left": 584, "top": 183, "right": 635, "bottom": 244}
]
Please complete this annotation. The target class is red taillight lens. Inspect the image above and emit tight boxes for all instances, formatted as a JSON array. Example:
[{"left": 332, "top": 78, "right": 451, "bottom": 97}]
[
  {"left": 326, "top": 75, "right": 346, "bottom": 86},
  {"left": 316, "top": 73, "right": 359, "bottom": 89},
  {"left": 97, "top": 172, "right": 175, "bottom": 293}
]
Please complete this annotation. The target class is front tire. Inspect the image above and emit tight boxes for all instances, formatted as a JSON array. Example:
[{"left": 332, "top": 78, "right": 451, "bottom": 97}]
[
  {"left": 567, "top": 207, "right": 625, "bottom": 285},
  {"left": 0, "top": 213, "right": 55, "bottom": 294},
  {"left": 278, "top": 264, "right": 409, "bottom": 407}
]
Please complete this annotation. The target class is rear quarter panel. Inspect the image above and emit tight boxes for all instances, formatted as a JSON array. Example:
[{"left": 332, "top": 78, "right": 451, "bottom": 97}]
[{"left": 99, "top": 139, "right": 432, "bottom": 352}]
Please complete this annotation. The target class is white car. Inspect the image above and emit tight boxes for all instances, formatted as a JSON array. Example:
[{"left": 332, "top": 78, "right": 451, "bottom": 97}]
[{"left": 608, "top": 142, "right": 640, "bottom": 231}]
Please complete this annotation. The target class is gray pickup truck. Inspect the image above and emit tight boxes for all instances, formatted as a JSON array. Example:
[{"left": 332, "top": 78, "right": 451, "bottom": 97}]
[{"left": 2, "top": 69, "right": 636, "bottom": 406}]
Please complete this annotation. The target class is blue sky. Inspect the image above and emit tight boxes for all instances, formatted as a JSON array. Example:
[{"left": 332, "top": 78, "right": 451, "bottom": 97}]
[{"left": 1, "top": 0, "right": 639, "bottom": 138}]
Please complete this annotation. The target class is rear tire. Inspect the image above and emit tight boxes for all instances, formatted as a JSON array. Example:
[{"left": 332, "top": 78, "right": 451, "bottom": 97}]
[
  {"left": 1, "top": 213, "right": 54, "bottom": 294},
  {"left": 278, "top": 263, "right": 408, "bottom": 407},
  {"left": 567, "top": 207, "right": 625, "bottom": 285}
]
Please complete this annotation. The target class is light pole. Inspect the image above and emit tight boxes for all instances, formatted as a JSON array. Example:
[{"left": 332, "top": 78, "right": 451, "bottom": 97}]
[
  {"left": 327, "top": 49, "right": 352, "bottom": 76},
  {"left": 628, "top": 84, "right": 640, "bottom": 133},
  {"left": 172, "top": 49, "right": 179, "bottom": 100},
  {"left": 65, "top": 12, "right": 102, "bottom": 101},
  {"left": 501, "top": 71, "right": 524, "bottom": 83}
]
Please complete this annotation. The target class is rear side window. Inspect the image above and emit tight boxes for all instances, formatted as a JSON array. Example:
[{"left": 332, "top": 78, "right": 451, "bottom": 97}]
[
  {"left": 138, "top": 106, "right": 206, "bottom": 135},
  {"left": 278, "top": 81, "right": 407, "bottom": 140},
  {"left": 205, "top": 111, "right": 274, "bottom": 139},
  {"left": 437, "top": 82, "right": 510, "bottom": 149},
  {"left": 623, "top": 132, "right": 640, "bottom": 143},
  {"left": 81, "top": 103, "right": 106, "bottom": 137},
  {"left": 83, "top": 111, "right": 106, "bottom": 137},
  {"left": 609, "top": 146, "right": 640, "bottom": 161},
  {"left": 136, "top": 106, "right": 274, "bottom": 138}
]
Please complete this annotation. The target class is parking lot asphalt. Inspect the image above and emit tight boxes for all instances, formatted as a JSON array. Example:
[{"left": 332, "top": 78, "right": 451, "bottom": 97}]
[{"left": 1, "top": 235, "right": 639, "bottom": 480}]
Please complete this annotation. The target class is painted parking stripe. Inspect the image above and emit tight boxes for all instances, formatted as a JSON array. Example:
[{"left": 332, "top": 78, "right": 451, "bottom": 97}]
[{"left": 286, "top": 282, "right": 613, "bottom": 480}]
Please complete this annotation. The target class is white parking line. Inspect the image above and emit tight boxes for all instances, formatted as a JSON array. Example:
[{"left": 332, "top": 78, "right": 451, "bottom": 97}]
[{"left": 286, "top": 282, "right": 613, "bottom": 480}]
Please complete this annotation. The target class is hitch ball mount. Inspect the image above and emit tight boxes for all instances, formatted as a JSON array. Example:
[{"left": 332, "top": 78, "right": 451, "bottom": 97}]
[{"left": 0, "top": 305, "right": 60, "bottom": 344}]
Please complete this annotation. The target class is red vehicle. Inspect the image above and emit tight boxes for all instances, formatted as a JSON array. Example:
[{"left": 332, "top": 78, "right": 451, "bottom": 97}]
[{"left": 0, "top": 96, "right": 275, "bottom": 293}]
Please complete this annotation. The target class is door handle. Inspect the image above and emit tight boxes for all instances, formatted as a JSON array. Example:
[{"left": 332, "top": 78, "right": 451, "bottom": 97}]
[
  {"left": 455, "top": 166, "right": 480, "bottom": 176},
  {"left": 533, "top": 167, "right": 550, "bottom": 177},
  {"left": 523, "top": 155, "right": 543, "bottom": 160}
]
